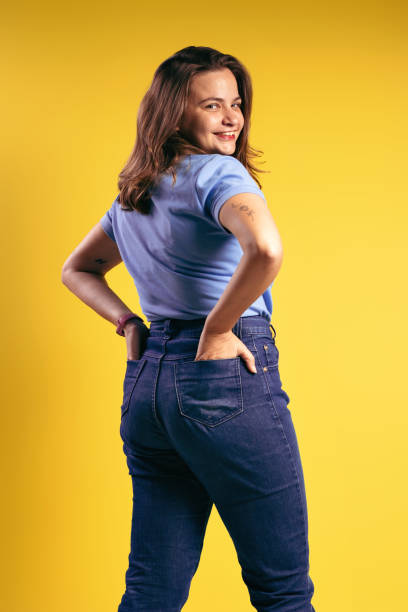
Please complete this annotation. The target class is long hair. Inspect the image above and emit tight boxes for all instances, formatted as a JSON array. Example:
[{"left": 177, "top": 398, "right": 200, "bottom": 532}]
[{"left": 117, "top": 46, "right": 267, "bottom": 213}]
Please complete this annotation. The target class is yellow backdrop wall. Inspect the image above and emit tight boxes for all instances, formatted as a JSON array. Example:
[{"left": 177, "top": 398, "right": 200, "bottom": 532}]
[{"left": 2, "top": 1, "right": 407, "bottom": 610}]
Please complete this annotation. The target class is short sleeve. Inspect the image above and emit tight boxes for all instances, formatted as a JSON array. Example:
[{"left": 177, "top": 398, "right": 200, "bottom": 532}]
[
  {"left": 195, "top": 155, "right": 266, "bottom": 233},
  {"left": 99, "top": 196, "right": 118, "bottom": 243}
]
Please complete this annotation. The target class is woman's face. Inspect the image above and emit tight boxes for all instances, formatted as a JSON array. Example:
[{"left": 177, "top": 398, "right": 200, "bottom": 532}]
[{"left": 177, "top": 68, "right": 244, "bottom": 155}]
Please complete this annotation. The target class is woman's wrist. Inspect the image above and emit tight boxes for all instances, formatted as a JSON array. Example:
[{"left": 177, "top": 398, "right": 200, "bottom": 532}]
[
  {"left": 123, "top": 319, "right": 147, "bottom": 335},
  {"left": 116, "top": 312, "right": 145, "bottom": 336}
]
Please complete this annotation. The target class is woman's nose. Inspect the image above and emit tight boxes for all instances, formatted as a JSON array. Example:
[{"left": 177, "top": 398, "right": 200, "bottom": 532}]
[{"left": 222, "top": 111, "right": 238, "bottom": 125}]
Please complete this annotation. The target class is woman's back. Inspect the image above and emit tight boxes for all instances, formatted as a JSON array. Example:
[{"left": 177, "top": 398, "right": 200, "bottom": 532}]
[{"left": 100, "top": 153, "right": 273, "bottom": 321}]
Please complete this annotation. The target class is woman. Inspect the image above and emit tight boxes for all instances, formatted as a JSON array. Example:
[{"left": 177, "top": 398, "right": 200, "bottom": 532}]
[{"left": 62, "top": 46, "right": 316, "bottom": 612}]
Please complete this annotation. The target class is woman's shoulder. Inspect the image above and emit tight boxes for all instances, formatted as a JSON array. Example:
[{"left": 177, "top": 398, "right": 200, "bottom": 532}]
[
  {"left": 191, "top": 153, "right": 246, "bottom": 175},
  {"left": 192, "top": 153, "right": 242, "bottom": 165}
]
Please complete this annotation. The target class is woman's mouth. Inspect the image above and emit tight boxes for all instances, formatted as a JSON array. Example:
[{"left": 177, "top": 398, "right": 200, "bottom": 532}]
[{"left": 214, "top": 132, "right": 236, "bottom": 141}]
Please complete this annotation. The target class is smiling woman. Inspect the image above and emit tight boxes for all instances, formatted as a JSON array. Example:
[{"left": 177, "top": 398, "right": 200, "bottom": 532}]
[
  {"left": 61, "top": 45, "right": 317, "bottom": 612},
  {"left": 177, "top": 68, "right": 245, "bottom": 153}
]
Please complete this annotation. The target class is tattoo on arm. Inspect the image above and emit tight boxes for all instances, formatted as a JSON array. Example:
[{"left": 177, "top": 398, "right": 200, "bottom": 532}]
[
  {"left": 94, "top": 258, "right": 108, "bottom": 264},
  {"left": 231, "top": 202, "right": 255, "bottom": 221}
]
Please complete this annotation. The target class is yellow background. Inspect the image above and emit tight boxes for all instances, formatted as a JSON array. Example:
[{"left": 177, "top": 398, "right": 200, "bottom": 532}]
[{"left": 2, "top": 1, "right": 407, "bottom": 610}]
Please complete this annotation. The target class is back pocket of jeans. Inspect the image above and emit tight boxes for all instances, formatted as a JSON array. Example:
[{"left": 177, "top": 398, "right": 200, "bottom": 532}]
[
  {"left": 121, "top": 359, "right": 147, "bottom": 418},
  {"left": 174, "top": 357, "right": 243, "bottom": 427}
]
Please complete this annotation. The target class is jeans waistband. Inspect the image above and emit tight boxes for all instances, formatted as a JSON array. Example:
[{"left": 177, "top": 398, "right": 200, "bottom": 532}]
[{"left": 148, "top": 314, "right": 276, "bottom": 341}]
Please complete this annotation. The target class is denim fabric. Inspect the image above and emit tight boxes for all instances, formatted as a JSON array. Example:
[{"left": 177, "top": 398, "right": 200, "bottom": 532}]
[{"left": 118, "top": 315, "right": 316, "bottom": 612}]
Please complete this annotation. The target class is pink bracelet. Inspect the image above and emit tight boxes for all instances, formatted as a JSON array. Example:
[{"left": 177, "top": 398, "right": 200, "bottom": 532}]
[{"left": 116, "top": 313, "right": 145, "bottom": 336}]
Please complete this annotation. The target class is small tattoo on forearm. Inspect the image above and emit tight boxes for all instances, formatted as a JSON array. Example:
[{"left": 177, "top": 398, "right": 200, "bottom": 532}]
[
  {"left": 231, "top": 202, "right": 255, "bottom": 221},
  {"left": 94, "top": 258, "right": 108, "bottom": 264}
]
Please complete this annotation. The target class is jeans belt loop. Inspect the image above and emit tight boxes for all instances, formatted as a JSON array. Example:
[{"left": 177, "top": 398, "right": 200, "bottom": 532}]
[
  {"left": 163, "top": 319, "right": 173, "bottom": 337},
  {"left": 269, "top": 323, "right": 276, "bottom": 340}
]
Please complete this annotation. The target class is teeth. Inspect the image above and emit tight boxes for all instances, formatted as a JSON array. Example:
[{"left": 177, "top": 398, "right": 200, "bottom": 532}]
[{"left": 217, "top": 132, "right": 234, "bottom": 136}]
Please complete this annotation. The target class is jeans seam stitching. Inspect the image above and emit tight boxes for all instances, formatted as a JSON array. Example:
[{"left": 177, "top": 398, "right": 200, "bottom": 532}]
[
  {"left": 256, "top": 338, "right": 310, "bottom": 567},
  {"left": 251, "top": 336, "right": 279, "bottom": 420},
  {"left": 151, "top": 359, "right": 166, "bottom": 431}
]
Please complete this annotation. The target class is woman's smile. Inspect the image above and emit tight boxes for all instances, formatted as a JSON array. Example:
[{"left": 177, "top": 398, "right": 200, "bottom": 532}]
[{"left": 214, "top": 131, "right": 237, "bottom": 140}]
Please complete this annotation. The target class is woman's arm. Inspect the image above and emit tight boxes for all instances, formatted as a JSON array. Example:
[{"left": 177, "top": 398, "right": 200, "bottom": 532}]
[
  {"left": 203, "top": 248, "right": 281, "bottom": 336},
  {"left": 203, "top": 192, "right": 283, "bottom": 335},
  {"left": 193, "top": 192, "right": 283, "bottom": 365},
  {"left": 61, "top": 222, "right": 141, "bottom": 330}
]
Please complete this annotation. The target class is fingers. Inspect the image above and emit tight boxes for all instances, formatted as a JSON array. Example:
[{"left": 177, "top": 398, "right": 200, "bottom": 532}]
[{"left": 241, "top": 345, "right": 257, "bottom": 374}]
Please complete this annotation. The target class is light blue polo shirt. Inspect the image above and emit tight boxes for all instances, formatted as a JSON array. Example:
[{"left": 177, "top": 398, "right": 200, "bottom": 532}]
[{"left": 99, "top": 153, "right": 273, "bottom": 322}]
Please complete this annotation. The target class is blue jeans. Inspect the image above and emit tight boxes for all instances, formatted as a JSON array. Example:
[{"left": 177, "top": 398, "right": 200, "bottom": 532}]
[{"left": 118, "top": 315, "right": 316, "bottom": 611}]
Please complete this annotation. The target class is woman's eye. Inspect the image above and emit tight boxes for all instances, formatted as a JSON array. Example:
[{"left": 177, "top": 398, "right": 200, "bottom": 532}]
[{"left": 206, "top": 103, "right": 242, "bottom": 109}]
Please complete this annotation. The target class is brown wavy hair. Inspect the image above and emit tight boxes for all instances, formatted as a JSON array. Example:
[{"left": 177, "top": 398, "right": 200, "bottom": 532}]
[{"left": 117, "top": 45, "right": 268, "bottom": 213}]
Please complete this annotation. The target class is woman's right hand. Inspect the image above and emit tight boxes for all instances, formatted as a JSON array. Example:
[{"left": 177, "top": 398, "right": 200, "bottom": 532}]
[
  {"left": 194, "top": 329, "right": 257, "bottom": 373},
  {"left": 124, "top": 320, "right": 150, "bottom": 361}
]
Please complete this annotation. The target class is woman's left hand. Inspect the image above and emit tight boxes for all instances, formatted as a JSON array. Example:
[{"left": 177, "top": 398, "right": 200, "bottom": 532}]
[{"left": 124, "top": 320, "right": 150, "bottom": 360}]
